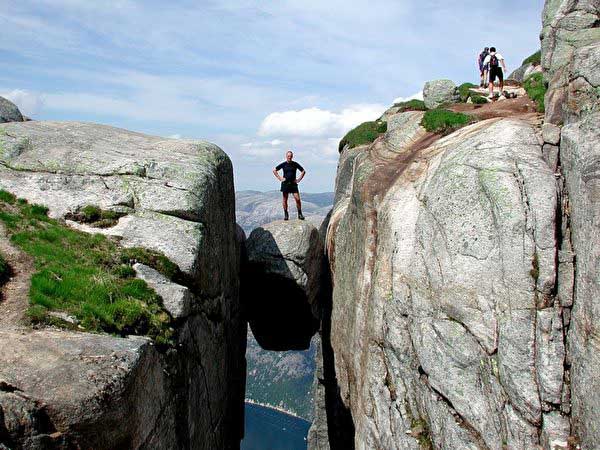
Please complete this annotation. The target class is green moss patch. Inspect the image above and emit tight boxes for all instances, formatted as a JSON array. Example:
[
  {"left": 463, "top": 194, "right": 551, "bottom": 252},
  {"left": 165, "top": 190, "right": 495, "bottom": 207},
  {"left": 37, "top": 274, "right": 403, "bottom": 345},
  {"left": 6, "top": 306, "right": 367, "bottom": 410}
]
[
  {"left": 458, "top": 82, "right": 478, "bottom": 102},
  {"left": 392, "top": 99, "right": 427, "bottom": 112},
  {"left": 523, "top": 72, "right": 547, "bottom": 112},
  {"left": 522, "top": 50, "right": 541, "bottom": 67},
  {"left": 339, "top": 120, "right": 387, "bottom": 152},
  {"left": 471, "top": 94, "right": 488, "bottom": 105},
  {"left": 0, "top": 189, "right": 175, "bottom": 344},
  {"left": 65, "top": 204, "right": 126, "bottom": 228},
  {"left": 420, "top": 109, "right": 473, "bottom": 134}
]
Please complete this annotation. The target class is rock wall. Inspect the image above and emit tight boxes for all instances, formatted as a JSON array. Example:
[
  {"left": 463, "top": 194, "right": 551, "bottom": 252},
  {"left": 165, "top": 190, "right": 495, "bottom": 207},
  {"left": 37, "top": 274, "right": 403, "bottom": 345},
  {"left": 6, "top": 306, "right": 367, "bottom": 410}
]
[
  {"left": 307, "top": 3, "right": 599, "bottom": 449},
  {"left": 0, "top": 122, "right": 246, "bottom": 449},
  {"left": 541, "top": 1, "right": 600, "bottom": 447}
]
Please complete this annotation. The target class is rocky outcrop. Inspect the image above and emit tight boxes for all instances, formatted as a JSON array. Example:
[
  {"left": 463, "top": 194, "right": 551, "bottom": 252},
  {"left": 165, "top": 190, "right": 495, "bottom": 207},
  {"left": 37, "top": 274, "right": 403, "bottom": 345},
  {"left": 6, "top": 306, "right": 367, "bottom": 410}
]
[
  {"left": 0, "top": 97, "right": 23, "bottom": 123},
  {"left": 541, "top": 1, "right": 600, "bottom": 448},
  {"left": 244, "top": 220, "right": 322, "bottom": 350},
  {"left": 423, "top": 80, "right": 458, "bottom": 109},
  {"left": 0, "top": 121, "right": 246, "bottom": 448},
  {"left": 312, "top": 107, "right": 573, "bottom": 449},
  {"left": 540, "top": 0, "right": 600, "bottom": 124},
  {"left": 508, "top": 62, "right": 543, "bottom": 83}
]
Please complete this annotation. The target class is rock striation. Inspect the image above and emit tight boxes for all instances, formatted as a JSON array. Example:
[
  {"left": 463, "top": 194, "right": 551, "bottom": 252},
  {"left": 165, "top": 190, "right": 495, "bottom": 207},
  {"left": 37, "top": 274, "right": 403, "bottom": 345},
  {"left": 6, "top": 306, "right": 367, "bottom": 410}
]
[
  {"left": 541, "top": 1, "right": 600, "bottom": 448},
  {"left": 0, "top": 121, "right": 246, "bottom": 449},
  {"left": 243, "top": 220, "right": 323, "bottom": 351},
  {"left": 0, "top": 97, "right": 24, "bottom": 124},
  {"left": 311, "top": 107, "right": 573, "bottom": 448}
]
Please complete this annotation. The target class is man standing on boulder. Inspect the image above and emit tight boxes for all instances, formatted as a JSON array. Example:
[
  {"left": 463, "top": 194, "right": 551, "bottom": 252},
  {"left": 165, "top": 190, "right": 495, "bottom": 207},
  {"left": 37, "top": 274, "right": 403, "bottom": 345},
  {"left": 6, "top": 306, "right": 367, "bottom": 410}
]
[
  {"left": 273, "top": 150, "right": 306, "bottom": 221},
  {"left": 483, "top": 47, "right": 507, "bottom": 98}
]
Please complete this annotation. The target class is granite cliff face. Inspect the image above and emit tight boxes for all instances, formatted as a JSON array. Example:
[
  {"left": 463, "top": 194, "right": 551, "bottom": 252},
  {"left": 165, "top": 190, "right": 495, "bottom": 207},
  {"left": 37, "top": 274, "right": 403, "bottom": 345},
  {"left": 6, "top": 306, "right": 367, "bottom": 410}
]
[
  {"left": 0, "top": 121, "right": 245, "bottom": 449},
  {"left": 541, "top": 1, "right": 600, "bottom": 447},
  {"left": 309, "top": 2, "right": 599, "bottom": 448}
]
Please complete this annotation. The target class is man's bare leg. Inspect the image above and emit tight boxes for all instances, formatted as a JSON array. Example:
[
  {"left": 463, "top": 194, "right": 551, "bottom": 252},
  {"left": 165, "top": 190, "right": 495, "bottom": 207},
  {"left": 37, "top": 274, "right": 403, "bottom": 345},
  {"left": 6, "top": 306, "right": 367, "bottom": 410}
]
[
  {"left": 282, "top": 192, "right": 289, "bottom": 220},
  {"left": 293, "top": 192, "right": 304, "bottom": 220}
]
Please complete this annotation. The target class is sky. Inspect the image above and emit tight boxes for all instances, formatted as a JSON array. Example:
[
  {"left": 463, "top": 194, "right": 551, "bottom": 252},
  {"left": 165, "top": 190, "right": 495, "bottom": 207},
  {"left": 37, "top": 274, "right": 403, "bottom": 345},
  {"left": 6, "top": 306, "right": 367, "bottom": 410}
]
[{"left": 0, "top": 0, "right": 545, "bottom": 192}]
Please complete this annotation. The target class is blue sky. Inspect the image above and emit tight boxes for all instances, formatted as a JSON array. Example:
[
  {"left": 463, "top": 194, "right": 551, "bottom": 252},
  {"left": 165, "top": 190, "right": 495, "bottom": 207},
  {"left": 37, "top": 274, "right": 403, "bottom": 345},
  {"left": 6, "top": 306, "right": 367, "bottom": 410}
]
[{"left": 1, "top": 0, "right": 544, "bottom": 192}]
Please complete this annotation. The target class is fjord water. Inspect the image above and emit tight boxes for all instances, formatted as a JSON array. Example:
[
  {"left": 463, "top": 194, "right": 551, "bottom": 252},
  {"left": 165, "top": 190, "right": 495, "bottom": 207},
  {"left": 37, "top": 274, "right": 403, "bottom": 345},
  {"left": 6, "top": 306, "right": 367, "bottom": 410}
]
[{"left": 242, "top": 402, "right": 310, "bottom": 450}]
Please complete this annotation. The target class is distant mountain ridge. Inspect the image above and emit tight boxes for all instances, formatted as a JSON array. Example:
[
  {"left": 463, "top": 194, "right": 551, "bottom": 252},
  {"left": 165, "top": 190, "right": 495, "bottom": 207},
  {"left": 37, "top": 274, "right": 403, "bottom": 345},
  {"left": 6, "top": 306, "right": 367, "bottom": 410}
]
[{"left": 236, "top": 190, "right": 334, "bottom": 234}]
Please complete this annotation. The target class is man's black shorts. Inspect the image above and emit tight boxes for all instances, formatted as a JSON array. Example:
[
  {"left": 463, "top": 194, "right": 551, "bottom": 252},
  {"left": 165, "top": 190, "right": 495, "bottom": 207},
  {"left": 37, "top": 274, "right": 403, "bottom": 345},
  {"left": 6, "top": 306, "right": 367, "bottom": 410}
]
[
  {"left": 489, "top": 66, "right": 503, "bottom": 83},
  {"left": 281, "top": 180, "right": 299, "bottom": 194}
]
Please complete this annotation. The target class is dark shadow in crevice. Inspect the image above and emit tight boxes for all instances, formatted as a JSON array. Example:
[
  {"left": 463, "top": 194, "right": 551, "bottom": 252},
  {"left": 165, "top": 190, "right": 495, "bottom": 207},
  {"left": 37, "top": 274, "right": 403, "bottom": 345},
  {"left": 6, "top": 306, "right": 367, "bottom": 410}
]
[
  {"left": 318, "top": 254, "right": 356, "bottom": 449},
  {"left": 244, "top": 260, "right": 319, "bottom": 351}
]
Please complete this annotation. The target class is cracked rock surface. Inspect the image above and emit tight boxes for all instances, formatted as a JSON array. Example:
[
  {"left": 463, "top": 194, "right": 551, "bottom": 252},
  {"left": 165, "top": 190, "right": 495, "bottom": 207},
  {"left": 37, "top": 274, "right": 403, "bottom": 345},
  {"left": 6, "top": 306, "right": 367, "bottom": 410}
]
[
  {"left": 0, "top": 121, "right": 246, "bottom": 449},
  {"left": 542, "top": 0, "right": 600, "bottom": 447},
  {"left": 315, "top": 111, "right": 570, "bottom": 449}
]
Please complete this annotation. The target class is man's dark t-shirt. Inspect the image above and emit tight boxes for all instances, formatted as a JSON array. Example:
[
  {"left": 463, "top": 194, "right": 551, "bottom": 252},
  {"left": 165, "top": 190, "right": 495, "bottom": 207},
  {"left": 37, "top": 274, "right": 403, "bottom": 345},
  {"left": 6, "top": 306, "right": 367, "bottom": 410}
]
[{"left": 276, "top": 161, "right": 304, "bottom": 181}]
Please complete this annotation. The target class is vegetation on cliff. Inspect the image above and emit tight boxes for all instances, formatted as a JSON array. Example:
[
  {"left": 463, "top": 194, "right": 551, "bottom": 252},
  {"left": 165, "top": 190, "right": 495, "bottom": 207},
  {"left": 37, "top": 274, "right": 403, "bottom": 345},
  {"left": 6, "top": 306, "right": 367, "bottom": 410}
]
[
  {"left": 339, "top": 120, "right": 387, "bottom": 152},
  {"left": 458, "top": 82, "right": 478, "bottom": 102},
  {"left": 392, "top": 99, "right": 427, "bottom": 112},
  {"left": 522, "top": 50, "right": 541, "bottom": 66},
  {"left": 420, "top": 109, "right": 473, "bottom": 134},
  {"left": 0, "top": 189, "right": 175, "bottom": 343},
  {"left": 523, "top": 72, "right": 546, "bottom": 112}
]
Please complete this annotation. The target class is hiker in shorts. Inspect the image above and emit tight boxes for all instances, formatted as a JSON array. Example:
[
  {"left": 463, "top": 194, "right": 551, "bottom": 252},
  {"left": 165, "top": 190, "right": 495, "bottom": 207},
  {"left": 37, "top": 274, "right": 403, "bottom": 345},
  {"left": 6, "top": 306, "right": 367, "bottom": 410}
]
[
  {"left": 478, "top": 47, "right": 490, "bottom": 87},
  {"left": 483, "top": 47, "right": 507, "bottom": 98},
  {"left": 273, "top": 150, "right": 305, "bottom": 221}
]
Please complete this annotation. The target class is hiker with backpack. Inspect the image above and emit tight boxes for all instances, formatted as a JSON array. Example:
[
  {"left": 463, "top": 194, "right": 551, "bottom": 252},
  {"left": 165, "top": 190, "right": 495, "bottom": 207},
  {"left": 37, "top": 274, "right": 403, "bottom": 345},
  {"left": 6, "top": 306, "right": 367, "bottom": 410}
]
[
  {"left": 483, "top": 47, "right": 507, "bottom": 98},
  {"left": 478, "top": 47, "right": 490, "bottom": 87},
  {"left": 273, "top": 150, "right": 306, "bottom": 221}
]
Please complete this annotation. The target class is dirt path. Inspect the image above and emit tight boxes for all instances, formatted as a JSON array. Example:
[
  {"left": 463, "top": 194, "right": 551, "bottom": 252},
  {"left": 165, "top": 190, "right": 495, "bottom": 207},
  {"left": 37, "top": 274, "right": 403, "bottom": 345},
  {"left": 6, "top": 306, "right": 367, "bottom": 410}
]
[
  {"left": 448, "top": 92, "right": 542, "bottom": 126},
  {"left": 0, "top": 224, "right": 34, "bottom": 329}
]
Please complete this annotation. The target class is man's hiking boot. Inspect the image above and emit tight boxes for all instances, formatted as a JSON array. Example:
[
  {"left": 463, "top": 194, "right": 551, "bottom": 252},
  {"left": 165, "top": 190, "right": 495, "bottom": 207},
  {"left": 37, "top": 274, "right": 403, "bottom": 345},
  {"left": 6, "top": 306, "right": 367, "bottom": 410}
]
[
  {"left": 284, "top": 210, "right": 289, "bottom": 221},
  {"left": 298, "top": 211, "right": 305, "bottom": 220}
]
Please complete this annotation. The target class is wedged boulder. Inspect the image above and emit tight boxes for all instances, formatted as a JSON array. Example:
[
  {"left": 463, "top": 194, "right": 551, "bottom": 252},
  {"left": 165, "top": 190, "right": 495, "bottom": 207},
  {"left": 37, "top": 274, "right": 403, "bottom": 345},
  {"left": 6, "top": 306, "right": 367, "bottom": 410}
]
[
  {"left": 423, "top": 79, "right": 458, "bottom": 109},
  {"left": 0, "top": 121, "right": 246, "bottom": 448},
  {"left": 0, "top": 96, "right": 23, "bottom": 123},
  {"left": 244, "top": 220, "right": 323, "bottom": 350}
]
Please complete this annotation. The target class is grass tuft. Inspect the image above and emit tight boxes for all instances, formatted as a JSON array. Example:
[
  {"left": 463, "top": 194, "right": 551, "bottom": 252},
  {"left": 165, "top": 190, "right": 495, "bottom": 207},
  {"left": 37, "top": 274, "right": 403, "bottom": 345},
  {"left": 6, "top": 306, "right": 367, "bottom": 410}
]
[
  {"left": 458, "top": 82, "right": 478, "bottom": 102},
  {"left": 471, "top": 95, "right": 488, "bottom": 105},
  {"left": 0, "top": 190, "right": 16, "bottom": 205},
  {"left": 420, "top": 109, "right": 473, "bottom": 134},
  {"left": 523, "top": 72, "right": 546, "bottom": 112},
  {"left": 522, "top": 50, "right": 541, "bottom": 67},
  {"left": 0, "top": 192, "right": 176, "bottom": 344},
  {"left": 65, "top": 204, "right": 125, "bottom": 228},
  {"left": 339, "top": 120, "right": 387, "bottom": 152},
  {"left": 392, "top": 99, "right": 427, "bottom": 112}
]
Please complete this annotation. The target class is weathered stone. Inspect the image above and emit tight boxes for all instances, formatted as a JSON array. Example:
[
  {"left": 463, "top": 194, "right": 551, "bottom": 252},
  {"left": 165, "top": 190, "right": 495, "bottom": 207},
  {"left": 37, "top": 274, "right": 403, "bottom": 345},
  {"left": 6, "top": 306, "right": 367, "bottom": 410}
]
[
  {"left": 423, "top": 79, "right": 458, "bottom": 109},
  {"left": 133, "top": 263, "right": 192, "bottom": 319},
  {"left": 321, "top": 112, "right": 559, "bottom": 449},
  {"left": 536, "top": 305, "right": 565, "bottom": 405},
  {"left": 542, "top": 122, "right": 562, "bottom": 144},
  {"left": 0, "top": 121, "right": 245, "bottom": 448},
  {"left": 0, "top": 96, "right": 23, "bottom": 123},
  {"left": 244, "top": 220, "right": 323, "bottom": 350},
  {"left": 508, "top": 62, "right": 543, "bottom": 83},
  {"left": 541, "top": 411, "right": 570, "bottom": 450},
  {"left": 542, "top": 143, "right": 560, "bottom": 171}
]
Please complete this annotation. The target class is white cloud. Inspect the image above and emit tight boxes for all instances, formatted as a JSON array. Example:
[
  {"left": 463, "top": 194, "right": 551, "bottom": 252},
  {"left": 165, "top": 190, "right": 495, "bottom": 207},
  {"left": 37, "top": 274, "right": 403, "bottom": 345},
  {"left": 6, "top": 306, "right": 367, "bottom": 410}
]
[
  {"left": 258, "top": 104, "right": 386, "bottom": 137},
  {"left": 269, "top": 139, "right": 283, "bottom": 146},
  {"left": 392, "top": 91, "right": 423, "bottom": 105},
  {"left": 1, "top": 89, "right": 45, "bottom": 117}
]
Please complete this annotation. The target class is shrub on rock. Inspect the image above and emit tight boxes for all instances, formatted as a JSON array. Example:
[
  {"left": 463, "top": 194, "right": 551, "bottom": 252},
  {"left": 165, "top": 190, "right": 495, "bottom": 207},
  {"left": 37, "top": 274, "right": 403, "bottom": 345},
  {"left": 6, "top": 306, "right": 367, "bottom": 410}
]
[
  {"left": 524, "top": 72, "right": 547, "bottom": 112},
  {"left": 339, "top": 120, "right": 387, "bottom": 152},
  {"left": 420, "top": 109, "right": 472, "bottom": 134}
]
